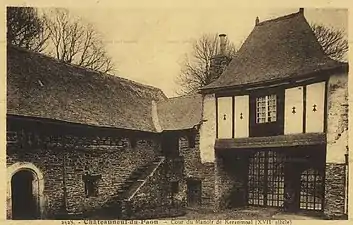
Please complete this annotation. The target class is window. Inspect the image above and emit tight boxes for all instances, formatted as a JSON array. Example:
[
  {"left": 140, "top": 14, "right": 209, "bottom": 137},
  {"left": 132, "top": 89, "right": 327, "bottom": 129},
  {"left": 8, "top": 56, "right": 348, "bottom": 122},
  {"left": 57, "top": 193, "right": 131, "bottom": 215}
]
[
  {"left": 256, "top": 94, "right": 277, "bottom": 123},
  {"left": 187, "top": 132, "right": 196, "bottom": 148},
  {"left": 83, "top": 174, "right": 101, "bottom": 197}
]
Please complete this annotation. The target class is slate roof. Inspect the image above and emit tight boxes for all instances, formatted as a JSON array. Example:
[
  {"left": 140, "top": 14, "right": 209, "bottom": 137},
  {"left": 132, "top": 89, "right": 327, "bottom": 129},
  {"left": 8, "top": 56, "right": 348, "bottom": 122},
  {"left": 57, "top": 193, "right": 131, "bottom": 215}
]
[
  {"left": 202, "top": 11, "right": 346, "bottom": 91},
  {"left": 7, "top": 46, "right": 167, "bottom": 132},
  {"left": 157, "top": 93, "right": 203, "bottom": 131}
]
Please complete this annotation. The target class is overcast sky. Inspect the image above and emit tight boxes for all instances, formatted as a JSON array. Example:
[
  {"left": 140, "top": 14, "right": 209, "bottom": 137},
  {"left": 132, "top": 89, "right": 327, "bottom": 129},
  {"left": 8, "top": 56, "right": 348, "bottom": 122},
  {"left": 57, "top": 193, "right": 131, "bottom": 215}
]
[{"left": 67, "top": 7, "right": 347, "bottom": 97}]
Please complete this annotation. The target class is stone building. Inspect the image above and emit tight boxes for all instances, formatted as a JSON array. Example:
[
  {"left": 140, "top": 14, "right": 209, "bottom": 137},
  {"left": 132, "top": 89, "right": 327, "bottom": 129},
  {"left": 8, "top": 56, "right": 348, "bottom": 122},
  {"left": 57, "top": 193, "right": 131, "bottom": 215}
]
[
  {"left": 6, "top": 45, "right": 186, "bottom": 219},
  {"left": 6, "top": 8, "right": 349, "bottom": 221}
]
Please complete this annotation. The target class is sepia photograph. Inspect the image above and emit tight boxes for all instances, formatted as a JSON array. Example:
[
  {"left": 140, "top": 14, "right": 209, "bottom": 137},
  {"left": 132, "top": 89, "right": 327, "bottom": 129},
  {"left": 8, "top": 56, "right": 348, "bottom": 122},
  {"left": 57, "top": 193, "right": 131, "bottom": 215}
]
[{"left": 4, "top": 2, "right": 349, "bottom": 221}]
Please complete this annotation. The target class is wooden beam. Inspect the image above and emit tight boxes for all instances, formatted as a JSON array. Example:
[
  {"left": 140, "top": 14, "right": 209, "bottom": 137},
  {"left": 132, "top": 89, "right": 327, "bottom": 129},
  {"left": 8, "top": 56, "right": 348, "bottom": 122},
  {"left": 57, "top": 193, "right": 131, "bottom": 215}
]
[{"left": 215, "top": 133, "right": 326, "bottom": 149}]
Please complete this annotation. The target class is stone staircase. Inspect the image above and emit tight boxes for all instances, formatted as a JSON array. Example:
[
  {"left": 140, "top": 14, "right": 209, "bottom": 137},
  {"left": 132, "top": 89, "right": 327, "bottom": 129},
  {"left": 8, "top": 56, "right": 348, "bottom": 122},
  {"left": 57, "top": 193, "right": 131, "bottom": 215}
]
[{"left": 89, "top": 156, "right": 165, "bottom": 219}]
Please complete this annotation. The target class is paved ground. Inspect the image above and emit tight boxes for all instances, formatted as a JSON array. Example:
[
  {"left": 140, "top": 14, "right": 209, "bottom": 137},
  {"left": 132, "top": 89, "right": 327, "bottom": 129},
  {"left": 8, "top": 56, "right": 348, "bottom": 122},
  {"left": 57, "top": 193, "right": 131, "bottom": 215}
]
[{"left": 165, "top": 206, "right": 324, "bottom": 220}]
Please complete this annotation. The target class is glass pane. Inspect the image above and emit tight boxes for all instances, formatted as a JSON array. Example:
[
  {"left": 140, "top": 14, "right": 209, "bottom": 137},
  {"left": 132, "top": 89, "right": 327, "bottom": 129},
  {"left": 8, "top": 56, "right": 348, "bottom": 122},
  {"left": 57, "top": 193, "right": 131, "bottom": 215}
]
[{"left": 256, "top": 94, "right": 277, "bottom": 123}]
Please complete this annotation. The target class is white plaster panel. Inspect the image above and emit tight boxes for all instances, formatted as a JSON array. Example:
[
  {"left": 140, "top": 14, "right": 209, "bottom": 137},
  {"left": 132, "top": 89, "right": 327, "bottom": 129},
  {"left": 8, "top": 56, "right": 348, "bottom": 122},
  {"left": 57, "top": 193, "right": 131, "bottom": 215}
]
[
  {"left": 234, "top": 95, "right": 249, "bottom": 138},
  {"left": 200, "top": 94, "right": 216, "bottom": 163},
  {"left": 306, "top": 82, "right": 325, "bottom": 133},
  {"left": 284, "top": 86, "right": 304, "bottom": 134},
  {"left": 217, "top": 97, "right": 233, "bottom": 139}
]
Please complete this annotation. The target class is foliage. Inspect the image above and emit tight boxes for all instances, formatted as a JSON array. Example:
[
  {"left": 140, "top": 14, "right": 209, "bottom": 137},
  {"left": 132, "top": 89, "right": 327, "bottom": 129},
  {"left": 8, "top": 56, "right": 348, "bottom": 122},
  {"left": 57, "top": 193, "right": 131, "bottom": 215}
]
[
  {"left": 311, "top": 23, "right": 348, "bottom": 62},
  {"left": 176, "top": 33, "right": 237, "bottom": 94}
]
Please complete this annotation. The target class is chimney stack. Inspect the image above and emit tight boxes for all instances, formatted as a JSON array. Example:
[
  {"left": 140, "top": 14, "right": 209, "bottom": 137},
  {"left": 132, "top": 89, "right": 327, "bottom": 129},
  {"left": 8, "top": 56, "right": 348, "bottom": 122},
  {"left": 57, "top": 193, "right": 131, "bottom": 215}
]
[
  {"left": 299, "top": 8, "right": 304, "bottom": 14},
  {"left": 255, "top": 16, "right": 259, "bottom": 26},
  {"left": 219, "top": 34, "right": 226, "bottom": 55}
]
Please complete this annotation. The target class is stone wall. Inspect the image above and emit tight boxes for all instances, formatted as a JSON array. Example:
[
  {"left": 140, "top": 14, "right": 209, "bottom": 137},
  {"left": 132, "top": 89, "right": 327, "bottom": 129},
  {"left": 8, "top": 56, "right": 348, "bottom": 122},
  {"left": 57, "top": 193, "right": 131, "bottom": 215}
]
[
  {"left": 178, "top": 130, "right": 215, "bottom": 208},
  {"left": 65, "top": 138, "right": 160, "bottom": 215},
  {"left": 215, "top": 151, "right": 248, "bottom": 211},
  {"left": 326, "top": 72, "right": 348, "bottom": 164},
  {"left": 324, "top": 71, "right": 348, "bottom": 218},
  {"left": 124, "top": 159, "right": 184, "bottom": 219},
  {"left": 7, "top": 147, "right": 65, "bottom": 218},
  {"left": 6, "top": 121, "right": 161, "bottom": 219},
  {"left": 324, "top": 163, "right": 347, "bottom": 219}
]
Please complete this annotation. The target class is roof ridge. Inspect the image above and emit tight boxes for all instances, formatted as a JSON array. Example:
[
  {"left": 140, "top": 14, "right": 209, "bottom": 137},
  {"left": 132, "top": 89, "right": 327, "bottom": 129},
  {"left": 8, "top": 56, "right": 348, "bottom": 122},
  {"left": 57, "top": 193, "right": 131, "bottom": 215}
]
[
  {"left": 8, "top": 45, "right": 166, "bottom": 95},
  {"left": 166, "top": 92, "right": 200, "bottom": 100},
  {"left": 257, "top": 11, "right": 302, "bottom": 26}
]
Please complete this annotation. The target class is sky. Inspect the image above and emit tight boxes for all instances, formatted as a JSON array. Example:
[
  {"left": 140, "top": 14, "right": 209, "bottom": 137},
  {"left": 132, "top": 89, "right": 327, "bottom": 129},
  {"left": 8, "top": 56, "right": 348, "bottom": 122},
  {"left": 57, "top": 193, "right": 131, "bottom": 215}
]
[{"left": 64, "top": 7, "right": 347, "bottom": 97}]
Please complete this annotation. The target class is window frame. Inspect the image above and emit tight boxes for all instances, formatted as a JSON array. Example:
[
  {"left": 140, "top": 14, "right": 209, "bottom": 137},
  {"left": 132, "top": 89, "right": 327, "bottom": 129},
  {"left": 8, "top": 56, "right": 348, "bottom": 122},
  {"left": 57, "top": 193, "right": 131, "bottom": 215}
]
[
  {"left": 256, "top": 94, "right": 277, "bottom": 124},
  {"left": 249, "top": 89, "right": 284, "bottom": 137}
]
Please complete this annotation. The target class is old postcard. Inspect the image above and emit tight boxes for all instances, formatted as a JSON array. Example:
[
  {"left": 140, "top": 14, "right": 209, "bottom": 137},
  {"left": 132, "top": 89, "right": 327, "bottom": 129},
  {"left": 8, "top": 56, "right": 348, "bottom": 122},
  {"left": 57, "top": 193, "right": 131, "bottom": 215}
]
[{"left": 1, "top": 0, "right": 351, "bottom": 223}]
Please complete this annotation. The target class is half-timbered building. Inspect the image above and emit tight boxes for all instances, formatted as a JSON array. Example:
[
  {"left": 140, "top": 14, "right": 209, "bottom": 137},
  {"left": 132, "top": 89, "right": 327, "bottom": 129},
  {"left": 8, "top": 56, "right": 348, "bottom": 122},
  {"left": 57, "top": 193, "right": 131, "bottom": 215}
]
[{"left": 198, "top": 9, "right": 349, "bottom": 219}]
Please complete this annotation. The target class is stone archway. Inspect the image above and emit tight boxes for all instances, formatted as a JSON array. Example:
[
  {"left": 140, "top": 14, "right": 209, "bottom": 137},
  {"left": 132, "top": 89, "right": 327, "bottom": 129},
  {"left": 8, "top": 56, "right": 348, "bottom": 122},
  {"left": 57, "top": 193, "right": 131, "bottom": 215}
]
[{"left": 7, "top": 162, "right": 45, "bottom": 219}]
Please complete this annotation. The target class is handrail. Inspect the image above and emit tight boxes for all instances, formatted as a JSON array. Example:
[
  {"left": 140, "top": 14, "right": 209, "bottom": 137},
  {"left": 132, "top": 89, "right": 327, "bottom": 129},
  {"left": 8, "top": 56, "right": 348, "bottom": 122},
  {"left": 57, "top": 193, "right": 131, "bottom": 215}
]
[{"left": 127, "top": 156, "right": 165, "bottom": 201}]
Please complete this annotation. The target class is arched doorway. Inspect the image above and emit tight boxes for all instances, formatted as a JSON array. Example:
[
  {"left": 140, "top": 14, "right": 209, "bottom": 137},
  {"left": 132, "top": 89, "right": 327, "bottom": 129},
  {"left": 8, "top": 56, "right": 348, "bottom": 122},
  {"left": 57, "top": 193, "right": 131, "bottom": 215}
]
[
  {"left": 11, "top": 170, "right": 38, "bottom": 219},
  {"left": 7, "top": 162, "right": 44, "bottom": 220}
]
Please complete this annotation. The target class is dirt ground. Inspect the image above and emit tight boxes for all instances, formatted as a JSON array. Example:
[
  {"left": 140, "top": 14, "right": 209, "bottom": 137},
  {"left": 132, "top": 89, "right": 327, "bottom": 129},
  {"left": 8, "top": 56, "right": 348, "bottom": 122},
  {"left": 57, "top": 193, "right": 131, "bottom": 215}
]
[{"left": 164, "top": 206, "right": 325, "bottom": 220}]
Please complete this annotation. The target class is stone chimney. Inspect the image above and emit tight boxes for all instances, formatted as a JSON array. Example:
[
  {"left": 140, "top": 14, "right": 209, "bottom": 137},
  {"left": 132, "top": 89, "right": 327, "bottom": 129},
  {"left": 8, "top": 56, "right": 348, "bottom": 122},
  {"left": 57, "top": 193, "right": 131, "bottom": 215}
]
[
  {"left": 299, "top": 8, "right": 304, "bottom": 14},
  {"left": 219, "top": 34, "right": 227, "bottom": 55},
  {"left": 255, "top": 16, "right": 260, "bottom": 26},
  {"left": 209, "top": 34, "right": 232, "bottom": 83}
]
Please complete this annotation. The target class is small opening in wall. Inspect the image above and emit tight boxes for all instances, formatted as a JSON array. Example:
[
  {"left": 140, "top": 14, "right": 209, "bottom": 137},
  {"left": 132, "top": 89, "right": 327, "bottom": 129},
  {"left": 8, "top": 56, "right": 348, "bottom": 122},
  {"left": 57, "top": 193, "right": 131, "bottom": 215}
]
[
  {"left": 171, "top": 181, "right": 179, "bottom": 194},
  {"left": 130, "top": 137, "right": 137, "bottom": 149},
  {"left": 83, "top": 174, "right": 101, "bottom": 197},
  {"left": 188, "top": 132, "right": 196, "bottom": 148}
]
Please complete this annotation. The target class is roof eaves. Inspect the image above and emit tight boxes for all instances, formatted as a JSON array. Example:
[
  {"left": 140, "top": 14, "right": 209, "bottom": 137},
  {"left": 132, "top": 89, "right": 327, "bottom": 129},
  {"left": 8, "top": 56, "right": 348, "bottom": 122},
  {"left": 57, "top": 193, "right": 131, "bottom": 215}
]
[{"left": 200, "top": 63, "right": 348, "bottom": 93}]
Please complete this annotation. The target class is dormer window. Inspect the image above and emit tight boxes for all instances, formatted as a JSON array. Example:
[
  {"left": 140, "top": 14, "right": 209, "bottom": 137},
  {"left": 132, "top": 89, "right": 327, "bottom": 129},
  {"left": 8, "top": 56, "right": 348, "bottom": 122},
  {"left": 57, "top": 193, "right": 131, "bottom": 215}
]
[{"left": 256, "top": 94, "right": 277, "bottom": 124}]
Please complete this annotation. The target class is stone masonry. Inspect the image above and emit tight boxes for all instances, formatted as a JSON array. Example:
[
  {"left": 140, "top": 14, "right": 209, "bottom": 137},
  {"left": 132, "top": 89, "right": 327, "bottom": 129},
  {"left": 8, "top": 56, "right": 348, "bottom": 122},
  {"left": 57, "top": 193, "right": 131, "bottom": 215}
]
[
  {"left": 7, "top": 123, "right": 162, "bottom": 218},
  {"left": 178, "top": 130, "right": 215, "bottom": 208},
  {"left": 324, "top": 163, "right": 347, "bottom": 219}
]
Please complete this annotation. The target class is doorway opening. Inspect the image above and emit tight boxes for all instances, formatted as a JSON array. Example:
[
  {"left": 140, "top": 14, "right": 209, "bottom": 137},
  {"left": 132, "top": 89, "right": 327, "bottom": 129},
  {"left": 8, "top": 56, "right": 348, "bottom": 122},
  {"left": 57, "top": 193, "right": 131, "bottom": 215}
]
[
  {"left": 11, "top": 170, "right": 39, "bottom": 219},
  {"left": 187, "top": 179, "right": 202, "bottom": 207},
  {"left": 248, "top": 150, "right": 285, "bottom": 207},
  {"left": 7, "top": 162, "right": 44, "bottom": 220}
]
